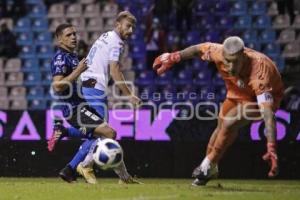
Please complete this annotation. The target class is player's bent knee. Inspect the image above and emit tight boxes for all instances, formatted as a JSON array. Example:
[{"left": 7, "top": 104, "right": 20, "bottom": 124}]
[
  {"left": 93, "top": 125, "right": 116, "bottom": 139},
  {"left": 107, "top": 128, "right": 116, "bottom": 139}
]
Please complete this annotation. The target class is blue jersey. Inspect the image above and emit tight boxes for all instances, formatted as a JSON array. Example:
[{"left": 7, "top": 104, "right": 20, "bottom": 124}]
[{"left": 51, "top": 48, "right": 84, "bottom": 117}]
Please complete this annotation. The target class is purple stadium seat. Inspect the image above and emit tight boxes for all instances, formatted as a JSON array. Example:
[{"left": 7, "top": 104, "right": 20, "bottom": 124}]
[
  {"left": 17, "top": 32, "right": 34, "bottom": 45},
  {"left": 249, "top": 1, "right": 267, "bottom": 16},
  {"left": 155, "top": 71, "right": 173, "bottom": 86},
  {"left": 22, "top": 58, "right": 39, "bottom": 72},
  {"left": 19, "top": 45, "right": 35, "bottom": 59},
  {"left": 14, "top": 17, "right": 31, "bottom": 32},
  {"left": 242, "top": 30, "right": 257, "bottom": 43},
  {"left": 263, "top": 43, "right": 281, "bottom": 58},
  {"left": 253, "top": 15, "right": 271, "bottom": 29},
  {"left": 174, "top": 69, "right": 193, "bottom": 85},
  {"left": 135, "top": 70, "right": 155, "bottom": 86},
  {"left": 193, "top": 69, "right": 212, "bottom": 86},
  {"left": 259, "top": 29, "right": 276, "bottom": 43},
  {"left": 235, "top": 15, "right": 252, "bottom": 29},
  {"left": 218, "top": 16, "right": 234, "bottom": 29},
  {"left": 231, "top": 1, "right": 247, "bottom": 16},
  {"left": 205, "top": 31, "right": 220, "bottom": 42},
  {"left": 213, "top": 73, "right": 225, "bottom": 86},
  {"left": 214, "top": 1, "right": 230, "bottom": 15}
]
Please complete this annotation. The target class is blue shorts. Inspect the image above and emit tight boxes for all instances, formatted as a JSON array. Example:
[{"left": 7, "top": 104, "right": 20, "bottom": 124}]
[{"left": 82, "top": 87, "right": 108, "bottom": 120}]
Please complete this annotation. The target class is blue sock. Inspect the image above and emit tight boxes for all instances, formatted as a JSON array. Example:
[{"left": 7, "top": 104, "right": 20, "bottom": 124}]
[
  {"left": 66, "top": 127, "right": 84, "bottom": 138},
  {"left": 69, "top": 139, "right": 96, "bottom": 170}
]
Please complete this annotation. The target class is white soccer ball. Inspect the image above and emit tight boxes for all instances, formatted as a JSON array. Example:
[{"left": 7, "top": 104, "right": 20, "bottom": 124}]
[{"left": 92, "top": 138, "right": 123, "bottom": 170}]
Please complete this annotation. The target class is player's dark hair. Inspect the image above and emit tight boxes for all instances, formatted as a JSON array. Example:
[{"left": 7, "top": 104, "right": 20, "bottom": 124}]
[
  {"left": 116, "top": 11, "right": 136, "bottom": 24},
  {"left": 55, "top": 23, "right": 73, "bottom": 38}
]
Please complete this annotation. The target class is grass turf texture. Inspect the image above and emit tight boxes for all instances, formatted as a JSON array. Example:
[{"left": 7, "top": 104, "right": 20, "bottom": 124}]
[{"left": 0, "top": 178, "right": 299, "bottom": 200}]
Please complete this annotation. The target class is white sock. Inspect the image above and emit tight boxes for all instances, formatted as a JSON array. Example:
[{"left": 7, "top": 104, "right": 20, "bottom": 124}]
[
  {"left": 82, "top": 152, "right": 94, "bottom": 168},
  {"left": 81, "top": 140, "right": 97, "bottom": 168},
  {"left": 113, "top": 160, "right": 131, "bottom": 181},
  {"left": 200, "top": 157, "right": 212, "bottom": 176}
]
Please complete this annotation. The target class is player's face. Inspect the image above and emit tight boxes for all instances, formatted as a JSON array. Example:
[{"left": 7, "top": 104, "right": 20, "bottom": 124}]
[
  {"left": 117, "top": 18, "right": 135, "bottom": 40},
  {"left": 223, "top": 50, "right": 244, "bottom": 76},
  {"left": 58, "top": 27, "right": 77, "bottom": 52}
]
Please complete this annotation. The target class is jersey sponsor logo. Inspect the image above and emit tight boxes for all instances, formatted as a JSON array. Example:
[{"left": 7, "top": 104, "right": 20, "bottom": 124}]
[
  {"left": 257, "top": 92, "right": 274, "bottom": 104},
  {"left": 265, "top": 92, "right": 273, "bottom": 101},
  {"left": 112, "top": 48, "right": 121, "bottom": 59},
  {"left": 54, "top": 60, "right": 65, "bottom": 66},
  {"left": 55, "top": 67, "right": 62, "bottom": 74},
  {"left": 72, "top": 59, "right": 78, "bottom": 65}
]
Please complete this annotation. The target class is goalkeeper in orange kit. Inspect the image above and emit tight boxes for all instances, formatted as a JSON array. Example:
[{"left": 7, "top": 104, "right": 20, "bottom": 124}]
[{"left": 153, "top": 36, "right": 284, "bottom": 186}]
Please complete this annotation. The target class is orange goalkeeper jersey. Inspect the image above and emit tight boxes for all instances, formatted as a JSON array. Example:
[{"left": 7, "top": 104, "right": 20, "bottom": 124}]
[{"left": 198, "top": 42, "right": 284, "bottom": 107}]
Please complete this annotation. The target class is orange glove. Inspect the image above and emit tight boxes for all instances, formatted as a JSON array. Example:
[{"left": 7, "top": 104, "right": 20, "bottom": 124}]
[
  {"left": 262, "top": 142, "right": 279, "bottom": 178},
  {"left": 153, "top": 52, "right": 181, "bottom": 75}
]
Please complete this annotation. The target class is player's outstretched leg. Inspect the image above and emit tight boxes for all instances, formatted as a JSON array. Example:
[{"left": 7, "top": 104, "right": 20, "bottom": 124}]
[{"left": 76, "top": 141, "right": 98, "bottom": 184}]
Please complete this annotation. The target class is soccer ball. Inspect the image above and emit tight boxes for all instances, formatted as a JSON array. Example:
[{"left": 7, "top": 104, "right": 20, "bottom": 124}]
[{"left": 92, "top": 138, "right": 123, "bottom": 170}]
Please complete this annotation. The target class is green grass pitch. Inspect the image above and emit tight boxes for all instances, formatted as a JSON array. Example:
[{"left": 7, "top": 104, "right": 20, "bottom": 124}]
[{"left": 0, "top": 178, "right": 299, "bottom": 200}]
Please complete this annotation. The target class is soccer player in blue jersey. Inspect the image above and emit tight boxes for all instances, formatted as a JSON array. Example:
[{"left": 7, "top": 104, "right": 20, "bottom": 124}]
[{"left": 49, "top": 23, "right": 138, "bottom": 184}]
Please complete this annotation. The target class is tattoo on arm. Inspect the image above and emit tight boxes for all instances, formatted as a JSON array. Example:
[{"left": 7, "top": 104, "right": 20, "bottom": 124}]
[
  {"left": 179, "top": 45, "right": 201, "bottom": 60},
  {"left": 263, "top": 107, "right": 276, "bottom": 142}
]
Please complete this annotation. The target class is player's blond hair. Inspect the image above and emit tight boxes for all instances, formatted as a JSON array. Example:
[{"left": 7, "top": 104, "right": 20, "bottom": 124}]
[
  {"left": 223, "top": 36, "right": 245, "bottom": 55},
  {"left": 116, "top": 11, "right": 136, "bottom": 24}
]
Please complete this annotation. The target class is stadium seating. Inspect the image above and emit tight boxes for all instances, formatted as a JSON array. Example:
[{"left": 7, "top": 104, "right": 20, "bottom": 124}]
[
  {"left": 0, "top": 0, "right": 291, "bottom": 110},
  {"left": 10, "top": 98, "right": 28, "bottom": 110},
  {"left": 273, "top": 15, "right": 291, "bottom": 30},
  {"left": 14, "top": 17, "right": 31, "bottom": 32},
  {"left": 282, "top": 43, "right": 300, "bottom": 59},
  {"left": 48, "top": 3, "right": 65, "bottom": 19},
  {"left": 230, "top": 1, "right": 247, "bottom": 16},
  {"left": 277, "top": 29, "right": 296, "bottom": 44},
  {"left": 155, "top": 72, "right": 173, "bottom": 86},
  {"left": 292, "top": 15, "right": 300, "bottom": 30},
  {"left": 9, "top": 86, "right": 26, "bottom": 99},
  {"left": 4, "top": 59, "right": 22, "bottom": 72},
  {"left": 173, "top": 70, "right": 193, "bottom": 86},
  {"left": 193, "top": 69, "right": 212, "bottom": 86},
  {"left": 5, "top": 72, "right": 24, "bottom": 86},
  {"left": 249, "top": 1, "right": 267, "bottom": 16},
  {"left": 17, "top": 32, "right": 34, "bottom": 45},
  {"left": 253, "top": 15, "right": 271, "bottom": 29}
]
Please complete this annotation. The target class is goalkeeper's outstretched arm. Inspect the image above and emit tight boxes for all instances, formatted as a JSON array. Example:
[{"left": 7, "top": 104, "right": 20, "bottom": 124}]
[{"left": 178, "top": 45, "right": 203, "bottom": 61}]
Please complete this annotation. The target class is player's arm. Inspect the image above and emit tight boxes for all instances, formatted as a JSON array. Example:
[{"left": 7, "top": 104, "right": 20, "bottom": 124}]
[
  {"left": 109, "top": 61, "right": 141, "bottom": 106},
  {"left": 52, "top": 58, "right": 87, "bottom": 92},
  {"left": 257, "top": 92, "right": 278, "bottom": 177},
  {"left": 259, "top": 103, "right": 276, "bottom": 142},
  {"left": 152, "top": 43, "right": 211, "bottom": 75},
  {"left": 110, "top": 61, "right": 132, "bottom": 96}
]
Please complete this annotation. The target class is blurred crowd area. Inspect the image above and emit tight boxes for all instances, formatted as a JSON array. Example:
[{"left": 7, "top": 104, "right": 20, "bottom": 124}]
[{"left": 0, "top": 0, "right": 300, "bottom": 112}]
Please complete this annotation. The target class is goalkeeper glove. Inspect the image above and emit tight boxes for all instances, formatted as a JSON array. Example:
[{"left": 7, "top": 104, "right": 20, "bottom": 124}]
[
  {"left": 262, "top": 142, "right": 279, "bottom": 178},
  {"left": 153, "top": 51, "right": 181, "bottom": 75}
]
